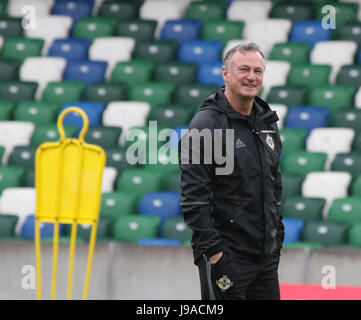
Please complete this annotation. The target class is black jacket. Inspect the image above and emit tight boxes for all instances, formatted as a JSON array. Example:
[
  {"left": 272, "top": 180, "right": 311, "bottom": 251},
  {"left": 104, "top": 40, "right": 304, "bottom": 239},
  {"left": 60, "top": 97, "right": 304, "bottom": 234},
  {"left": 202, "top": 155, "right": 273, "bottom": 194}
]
[{"left": 179, "top": 88, "right": 284, "bottom": 263}]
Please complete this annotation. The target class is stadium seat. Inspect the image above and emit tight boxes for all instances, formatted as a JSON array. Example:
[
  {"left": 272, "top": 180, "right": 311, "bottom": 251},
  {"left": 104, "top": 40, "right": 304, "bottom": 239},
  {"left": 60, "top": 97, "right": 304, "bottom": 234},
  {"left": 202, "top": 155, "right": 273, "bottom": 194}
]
[
  {"left": 100, "top": 191, "right": 138, "bottom": 219},
  {"left": 82, "top": 82, "right": 127, "bottom": 105},
  {"left": 138, "top": 191, "right": 181, "bottom": 223},
  {"left": 98, "top": 0, "right": 139, "bottom": 20},
  {"left": 331, "top": 109, "right": 361, "bottom": 132},
  {"left": 1, "top": 37, "right": 44, "bottom": 62},
  {"left": 0, "top": 166, "right": 24, "bottom": 195},
  {"left": 14, "top": 101, "right": 57, "bottom": 125},
  {"left": 269, "top": 104, "right": 287, "bottom": 128},
  {"left": 328, "top": 197, "right": 361, "bottom": 226},
  {"left": 160, "top": 19, "right": 202, "bottom": 43},
  {"left": 161, "top": 216, "right": 191, "bottom": 243},
  {"left": 337, "top": 22, "right": 361, "bottom": 47},
  {"left": 301, "top": 221, "right": 348, "bottom": 246},
  {"left": 174, "top": 83, "right": 218, "bottom": 110},
  {"left": 7, "top": 0, "right": 53, "bottom": 17},
  {"left": 0, "top": 17, "right": 23, "bottom": 38},
  {"left": 336, "top": 65, "right": 361, "bottom": 88},
  {"left": 133, "top": 40, "right": 179, "bottom": 63},
  {"left": 283, "top": 218, "right": 304, "bottom": 244},
  {"left": 302, "top": 171, "right": 352, "bottom": 218},
  {"left": 138, "top": 238, "right": 181, "bottom": 246},
  {"left": 63, "top": 60, "right": 108, "bottom": 85},
  {"left": 20, "top": 214, "right": 64, "bottom": 239},
  {"left": 356, "top": 87, "right": 361, "bottom": 109},
  {"left": 284, "top": 106, "right": 330, "bottom": 135},
  {"left": 154, "top": 61, "right": 198, "bottom": 85},
  {"left": 0, "top": 121, "right": 34, "bottom": 165},
  {"left": 8, "top": 146, "right": 36, "bottom": 170},
  {"left": 349, "top": 223, "right": 361, "bottom": 246},
  {"left": 281, "top": 151, "right": 327, "bottom": 176},
  {"left": 269, "top": 42, "right": 311, "bottom": 64},
  {"left": 331, "top": 152, "right": 361, "bottom": 179},
  {"left": 63, "top": 217, "right": 113, "bottom": 241},
  {"left": 42, "top": 80, "right": 85, "bottom": 106},
  {"left": 115, "top": 19, "right": 157, "bottom": 41},
  {"left": 0, "top": 100, "right": 14, "bottom": 120},
  {"left": 290, "top": 20, "right": 331, "bottom": 46},
  {"left": 281, "top": 196, "right": 325, "bottom": 222},
  {"left": 112, "top": 215, "right": 161, "bottom": 243},
  {"left": 84, "top": 126, "right": 122, "bottom": 149},
  {"left": 101, "top": 167, "right": 117, "bottom": 193},
  {"left": 287, "top": 64, "right": 331, "bottom": 88},
  {"left": 48, "top": 38, "right": 91, "bottom": 62},
  {"left": 73, "top": 17, "right": 116, "bottom": 41},
  {"left": 270, "top": 1, "right": 313, "bottom": 22},
  {"left": 178, "top": 40, "right": 223, "bottom": 64},
  {"left": 197, "top": 61, "right": 224, "bottom": 87},
  {"left": 306, "top": 127, "right": 355, "bottom": 169},
  {"left": 0, "top": 59, "right": 20, "bottom": 81},
  {"left": 0, "top": 81, "right": 38, "bottom": 103},
  {"left": 201, "top": 20, "right": 244, "bottom": 45},
  {"left": 24, "top": 15, "right": 73, "bottom": 54},
  {"left": 31, "top": 124, "right": 77, "bottom": 146},
  {"left": 105, "top": 147, "right": 134, "bottom": 172},
  {"left": 51, "top": 0, "right": 94, "bottom": 24},
  {"left": 128, "top": 82, "right": 175, "bottom": 109},
  {"left": 185, "top": 0, "right": 227, "bottom": 21},
  {"left": 261, "top": 60, "right": 290, "bottom": 99},
  {"left": 310, "top": 41, "right": 358, "bottom": 84},
  {"left": 160, "top": 170, "right": 181, "bottom": 192},
  {"left": 352, "top": 174, "right": 361, "bottom": 197},
  {"left": 279, "top": 128, "right": 307, "bottom": 154},
  {"left": 19, "top": 56, "right": 67, "bottom": 99},
  {"left": 89, "top": 37, "right": 135, "bottom": 80},
  {"left": 0, "top": 214, "right": 18, "bottom": 239},
  {"left": 111, "top": 60, "right": 155, "bottom": 86},
  {"left": 227, "top": 0, "right": 272, "bottom": 22},
  {"left": 147, "top": 104, "right": 193, "bottom": 128},
  {"left": 266, "top": 86, "right": 308, "bottom": 108}
]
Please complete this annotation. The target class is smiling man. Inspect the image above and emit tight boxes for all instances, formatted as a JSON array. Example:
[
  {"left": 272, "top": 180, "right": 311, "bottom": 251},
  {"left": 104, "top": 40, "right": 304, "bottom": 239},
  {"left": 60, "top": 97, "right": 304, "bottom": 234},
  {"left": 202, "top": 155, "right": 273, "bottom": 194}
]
[{"left": 179, "top": 42, "right": 285, "bottom": 300}]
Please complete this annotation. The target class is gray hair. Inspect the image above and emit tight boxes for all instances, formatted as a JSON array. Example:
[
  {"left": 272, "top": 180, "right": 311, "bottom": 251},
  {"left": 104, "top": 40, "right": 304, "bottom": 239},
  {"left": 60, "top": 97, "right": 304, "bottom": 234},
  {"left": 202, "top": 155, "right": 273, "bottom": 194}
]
[{"left": 223, "top": 42, "right": 265, "bottom": 71}]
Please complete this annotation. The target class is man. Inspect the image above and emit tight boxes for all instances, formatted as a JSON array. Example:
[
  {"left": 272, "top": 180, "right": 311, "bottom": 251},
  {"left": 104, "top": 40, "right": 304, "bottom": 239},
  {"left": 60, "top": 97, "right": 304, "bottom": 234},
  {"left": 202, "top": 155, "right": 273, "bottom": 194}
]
[{"left": 178, "top": 42, "right": 285, "bottom": 300}]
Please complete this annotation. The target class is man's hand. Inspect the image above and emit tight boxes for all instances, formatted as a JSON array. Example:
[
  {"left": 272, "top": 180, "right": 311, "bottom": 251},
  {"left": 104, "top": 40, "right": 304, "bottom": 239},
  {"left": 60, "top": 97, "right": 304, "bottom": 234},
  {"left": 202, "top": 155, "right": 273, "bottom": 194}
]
[{"left": 209, "top": 251, "right": 223, "bottom": 265}]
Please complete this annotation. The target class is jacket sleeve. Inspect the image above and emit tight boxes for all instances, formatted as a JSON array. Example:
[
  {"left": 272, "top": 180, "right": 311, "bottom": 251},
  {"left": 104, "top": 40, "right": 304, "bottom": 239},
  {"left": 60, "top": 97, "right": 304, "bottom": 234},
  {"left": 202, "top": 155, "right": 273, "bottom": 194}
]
[
  {"left": 275, "top": 163, "right": 285, "bottom": 248},
  {"left": 178, "top": 116, "right": 223, "bottom": 259}
]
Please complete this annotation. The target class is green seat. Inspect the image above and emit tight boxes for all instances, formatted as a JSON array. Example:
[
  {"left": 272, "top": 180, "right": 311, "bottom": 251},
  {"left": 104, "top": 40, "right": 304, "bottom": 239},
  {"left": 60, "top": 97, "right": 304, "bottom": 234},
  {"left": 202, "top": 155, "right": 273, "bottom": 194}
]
[
  {"left": 14, "top": 101, "right": 58, "bottom": 125},
  {"left": 348, "top": 223, "right": 361, "bottom": 246},
  {"left": 328, "top": 197, "right": 361, "bottom": 226},
  {"left": 1, "top": 37, "right": 44, "bottom": 62},
  {"left": 175, "top": 83, "right": 218, "bottom": 110},
  {"left": 0, "top": 146, "right": 5, "bottom": 164},
  {"left": 336, "top": 65, "right": 361, "bottom": 88},
  {"left": 279, "top": 128, "right": 307, "bottom": 154},
  {"left": 266, "top": 86, "right": 308, "bottom": 107},
  {"left": 281, "top": 196, "right": 325, "bottom": 222},
  {"left": 147, "top": 104, "right": 193, "bottom": 128},
  {"left": 185, "top": 0, "right": 227, "bottom": 21},
  {"left": 337, "top": 22, "right": 361, "bottom": 46},
  {"left": 269, "top": 42, "right": 311, "bottom": 64},
  {"left": 0, "top": 17, "right": 23, "bottom": 38},
  {"left": 133, "top": 40, "right": 178, "bottom": 63},
  {"left": 98, "top": 0, "right": 139, "bottom": 20},
  {"left": 105, "top": 147, "right": 134, "bottom": 172},
  {"left": 100, "top": 191, "right": 138, "bottom": 219},
  {"left": 111, "top": 60, "right": 155, "bottom": 86},
  {"left": 161, "top": 216, "right": 192, "bottom": 243},
  {"left": 0, "top": 59, "right": 20, "bottom": 81},
  {"left": 331, "top": 152, "right": 361, "bottom": 178},
  {"left": 115, "top": 19, "right": 157, "bottom": 41},
  {"left": 161, "top": 170, "right": 181, "bottom": 192},
  {"left": 0, "top": 214, "right": 18, "bottom": 239},
  {"left": 0, "top": 100, "right": 15, "bottom": 120},
  {"left": 282, "top": 151, "right": 327, "bottom": 176},
  {"left": 201, "top": 20, "right": 244, "bottom": 44},
  {"left": 154, "top": 62, "right": 198, "bottom": 85},
  {"left": 82, "top": 82, "right": 127, "bottom": 104},
  {"left": 142, "top": 145, "right": 179, "bottom": 176},
  {"left": 353, "top": 132, "right": 361, "bottom": 152},
  {"left": 112, "top": 215, "right": 161, "bottom": 243},
  {"left": 64, "top": 218, "right": 113, "bottom": 241},
  {"left": 0, "top": 166, "right": 24, "bottom": 195},
  {"left": 0, "top": 81, "right": 38, "bottom": 103},
  {"left": 301, "top": 221, "right": 348, "bottom": 246},
  {"left": 128, "top": 82, "right": 174, "bottom": 108},
  {"left": 42, "top": 81, "right": 85, "bottom": 106},
  {"left": 31, "top": 124, "right": 77, "bottom": 146},
  {"left": 0, "top": 0, "right": 8, "bottom": 16},
  {"left": 85, "top": 126, "right": 122, "bottom": 149},
  {"left": 8, "top": 146, "right": 36, "bottom": 170},
  {"left": 352, "top": 174, "right": 361, "bottom": 196},
  {"left": 73, "top": 17, "right": 116, "bottom": 41},
  {"left": 22, "top": 169, "right": 34, "bottom": 187},
  {"left": 281, "top": 173, "right": 304, "bottom": 200},
  {"left": 270, "top": 1, "right": 313, "bottom": 22},
  {"left": 331, "top": 109, "right": 361, "bottom": 132},
  {"left": 287, "top": 64, "right": 331, "bottom": 88}
]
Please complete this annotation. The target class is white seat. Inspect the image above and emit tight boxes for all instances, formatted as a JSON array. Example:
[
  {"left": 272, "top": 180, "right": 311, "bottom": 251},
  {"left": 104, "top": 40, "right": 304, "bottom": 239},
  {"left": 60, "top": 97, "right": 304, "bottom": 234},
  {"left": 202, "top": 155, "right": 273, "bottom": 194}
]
[
  {"left": 101, "top": 167, "right": 117, "bottom": 193},
  {"left": 25, "top": 15, "right": 73, "bottom": 55},
  {"left": 269, "top": 104, "right": 287, "bottom": 129},
  {"left": 243, "top": 19, "right": 292, "bottom": 58},
  {"left": 0, "top": 187, "right": 36, "bottom": 235},
  {"left": 355, "top": 87, "right": 361, "bottom": 109},
  {"left": 261, "top": 60, "right": 291, "bottom": 99},
  {"left": 0, "top": 121, "right": 35, "bottom": 165},
  {"left": 7, "top": 0, "right": 54, "bottom": 17},
  {"left": 306, "top": 127, "right": 355, "bottom": 170},
  {"left": 19, "top": 56, "right": 66, "bottom": 100},
  {"left": 88, "top": 37, "right": 135, "bottom": 81},
  {"left": 227, "top": 0, "right": 272, "bottom": 22},
  {"left": 102, "top": 101, "right": 151, "bottom": 144},
  {"left": 310, "top": 41, "right": 358, "bottom": 84},
  {"left": 302, "top": 171, "right": 352, "bottom": 219}
]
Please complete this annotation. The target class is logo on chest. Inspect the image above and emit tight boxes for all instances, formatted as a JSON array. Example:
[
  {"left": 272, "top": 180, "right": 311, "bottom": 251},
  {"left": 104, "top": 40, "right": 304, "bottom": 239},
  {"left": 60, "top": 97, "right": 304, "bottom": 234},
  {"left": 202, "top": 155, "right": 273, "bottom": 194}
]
[{"left": 265, "top": 134, "right": 275, "bottom": 150}]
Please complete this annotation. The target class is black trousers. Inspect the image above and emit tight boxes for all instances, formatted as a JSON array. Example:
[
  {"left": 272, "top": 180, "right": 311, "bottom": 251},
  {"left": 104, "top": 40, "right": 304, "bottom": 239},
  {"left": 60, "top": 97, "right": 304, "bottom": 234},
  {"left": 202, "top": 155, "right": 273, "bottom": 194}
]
[{"left": 197, "top": 250, "right": 281, "bottom": 300}]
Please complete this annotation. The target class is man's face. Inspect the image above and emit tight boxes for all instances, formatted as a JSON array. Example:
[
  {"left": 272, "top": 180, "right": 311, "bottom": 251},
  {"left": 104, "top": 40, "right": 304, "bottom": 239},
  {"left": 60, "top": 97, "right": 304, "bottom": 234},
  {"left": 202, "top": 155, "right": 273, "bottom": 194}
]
[{"left": 222, "top": 50, "right": 265, "bottom": 99}]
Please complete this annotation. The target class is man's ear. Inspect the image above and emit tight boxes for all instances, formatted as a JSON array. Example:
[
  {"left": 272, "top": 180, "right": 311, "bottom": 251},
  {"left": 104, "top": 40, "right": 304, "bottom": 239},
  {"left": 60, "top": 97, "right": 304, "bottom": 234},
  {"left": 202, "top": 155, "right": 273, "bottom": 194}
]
[{"left": 222, "top": 66, "right": 228, "bottom": 84}]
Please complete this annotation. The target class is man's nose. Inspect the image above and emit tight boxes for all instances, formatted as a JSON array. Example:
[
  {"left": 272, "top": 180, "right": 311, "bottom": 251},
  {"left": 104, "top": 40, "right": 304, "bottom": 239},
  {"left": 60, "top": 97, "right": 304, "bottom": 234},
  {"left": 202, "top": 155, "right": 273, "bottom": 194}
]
[{"left": 246, "top": 70, "right": 256, "bottom": 80}]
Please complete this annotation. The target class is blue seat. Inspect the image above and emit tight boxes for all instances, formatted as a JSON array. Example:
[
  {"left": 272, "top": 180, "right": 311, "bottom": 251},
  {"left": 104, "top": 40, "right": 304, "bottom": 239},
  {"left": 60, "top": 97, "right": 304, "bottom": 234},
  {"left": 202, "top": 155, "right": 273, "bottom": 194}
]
[
  {"left": 160, "top": 19, "right": 202, "bottom": 43},
  {"left": 358, "top": 49, "right": 361, "bottom": 64},
  {"left": 169, "top": 125, "right": 188, "bottom": 148},
  {"left": 20, "top": 214, "right": 65, "bottom": 239},
  {"left": 290, "top": 20, "right": 331, "bottom": 46},
  {"left": 60, "top": 101, "right": 105, "bottom": 133},
  {"left": 63, "top": 60, "right": 107, "bottom": 85},
  {"left": 285, "top": 106, "right": 331, "bottom": 135},
  {"left": 138, "top": 191, "right": 181, "bottom": 223},
  {"left": 283, "top": 217, "right": 304, "bottom": 243},
  {"left": 138, "top": 238, "right": 181, "bottom": 246},
  {"left": 48, "top": 38, "right": 91, "bottom": 62},
  {"left": 178, "top": 40, "right": 223, "bottom": 64},
  {"left": 197, "top": 61, "right": 224, "bottom": 86},
  {"left": 52, "top": 0, "right": 94, "bottom": 24}
]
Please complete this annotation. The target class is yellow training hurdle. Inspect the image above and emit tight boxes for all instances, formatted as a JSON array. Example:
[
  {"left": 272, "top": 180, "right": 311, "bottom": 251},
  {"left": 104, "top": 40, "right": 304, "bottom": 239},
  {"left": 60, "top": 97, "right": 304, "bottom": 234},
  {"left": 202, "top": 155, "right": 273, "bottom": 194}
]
[{"left": 35, "top": 107, "right": 106, "bottom": 300}]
